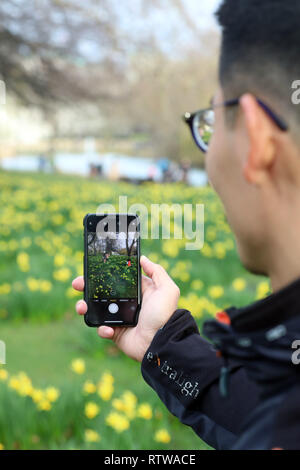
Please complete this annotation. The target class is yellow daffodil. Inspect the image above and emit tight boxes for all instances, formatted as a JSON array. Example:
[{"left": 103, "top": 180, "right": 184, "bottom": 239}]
[
  {"left": 54, "top": 254, "right": 66, "bottom": 267},
  {"left": 84, "top": 402, "right": 100, "bottom": 419},
  {"left": 97, "top": 371, "right": 114, "bottom": 401},
  {"left": 71, "top": 358, "right": 85, "bottom": 375},
  {"left": 97, "top": 381, "right": 114, "bottom": 401},
  {"left": 53, "top": 268, "right": 72, "bottom": 282},
  {"left": 137, "top": 403, "right": 153, "bottom": 420},
  {"left": 26, "top": 278, "right": 40, "bottom": 292},
  {"left": 66, "top": 287, "right": 81, "bottom": 298},
  {"left": 106, "top": 412, "right": 130, "bottom": 433},
  {"left": 256, "top": 281, "right": 271, "bottom": 300},
  {"left": 208, "top": 285, "right": 224, "bottom": 299},
  {"left": 112, "top": 398, "right": 124, "bottom": 412},
  {"left": 154, "top": 429, "right": 171, "bottom": 444},
  {"left": 0, "top": 283, "right": 11, "bottom": 295},
  {"left": 232, "top": 278, "right": 246, "bottom": 292},
  {"left": 178, "top": 294, "right": 219, "bottom": 318},
  {"left": 191, "top": 279, "right": 204, "bottom": 291},
  {"left": 85, "top": 429, "right": 101, "bottom": 443},
  {"left": 17, "top": 252, "right": 30, "bottom": 272},
  {"left": 31, "top": 389, "right": 44, "bottom": 403},
  {"left": 0, "top": 369, "right": 8, "bottom": 381},
  {"left": 39, "top": 280, "right": 52, "bottom": 293},
  {"left": 111, "top": 391, "right": 137, "bottom": 420},
  {"left": 20, "top": 237, "right": 32, "bottom": 249},
  {"left": 162, "top": 239, "right": 181, "bottom": 258},
  {"left": 45, "top": 387, "right": 60, "bottom": 403},
  {"left": 8, "top": 376, "right": 21, "bottom": 391},
  {"left": 83, "top": 381, "right": 96, "bottom": 394},
  {"left": 37, "top": 400, "right": 52, "bottom": 411}
]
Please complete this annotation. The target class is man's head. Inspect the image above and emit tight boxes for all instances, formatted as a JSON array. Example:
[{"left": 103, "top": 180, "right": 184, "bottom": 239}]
[{"left": 206, "top": 0, "right": 300, "bottom": 288}]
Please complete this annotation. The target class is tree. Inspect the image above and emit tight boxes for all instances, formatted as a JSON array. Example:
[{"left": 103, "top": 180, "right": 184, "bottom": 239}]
[
  {"left": 0, "top": 0, "right": 219, "bottom": 164},
  {"left": 118, "top": 34, "right": 219, "bottom": 164},
  {"left": 126, "top": 236, "right": 137, "bottom": 257}
]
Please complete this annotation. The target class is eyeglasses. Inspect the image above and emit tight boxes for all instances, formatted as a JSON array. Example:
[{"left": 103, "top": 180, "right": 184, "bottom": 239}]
[{"left": 182, "top": 97, "right": 289, "bottom": 154}]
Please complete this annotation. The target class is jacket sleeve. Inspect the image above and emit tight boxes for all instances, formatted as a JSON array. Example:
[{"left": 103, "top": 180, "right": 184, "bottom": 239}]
[{"left": 140, "top": 308, "right": 260, "bottom": 450}]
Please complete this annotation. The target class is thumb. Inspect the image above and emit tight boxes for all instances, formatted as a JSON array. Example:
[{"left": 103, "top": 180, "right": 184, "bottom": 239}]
[{"left": 140, "top": 255, "right": 169, "bottom": 287}]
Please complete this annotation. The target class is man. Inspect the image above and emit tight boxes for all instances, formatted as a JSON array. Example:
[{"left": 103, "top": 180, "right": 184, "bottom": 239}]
[{"left": 72, "top": 0, "right": 300, "bottom": 449}]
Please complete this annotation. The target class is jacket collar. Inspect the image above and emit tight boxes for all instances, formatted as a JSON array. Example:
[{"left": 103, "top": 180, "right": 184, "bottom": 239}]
[{"left": 203, "top": 277, "right": 300, "bottom": 395}]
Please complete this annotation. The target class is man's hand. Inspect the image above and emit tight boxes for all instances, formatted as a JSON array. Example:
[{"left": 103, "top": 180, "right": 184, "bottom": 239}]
[{"left": 72, "top": 255, "right": 180, "bottom": 363}]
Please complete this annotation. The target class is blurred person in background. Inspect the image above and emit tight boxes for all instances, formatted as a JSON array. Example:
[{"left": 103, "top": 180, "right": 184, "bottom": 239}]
[{"left": 179, "top": 158, "right": 191, "bottom": 184}]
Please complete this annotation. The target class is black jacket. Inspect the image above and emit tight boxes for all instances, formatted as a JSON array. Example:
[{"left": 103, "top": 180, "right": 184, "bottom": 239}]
[{"left": 141, "top": 277, "right": 300, "bottom": 450}]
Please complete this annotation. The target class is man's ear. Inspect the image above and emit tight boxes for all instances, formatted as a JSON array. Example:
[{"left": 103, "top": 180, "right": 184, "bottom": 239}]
[{"left": 239, "top": 93, "right": 276, "bottom": 185}]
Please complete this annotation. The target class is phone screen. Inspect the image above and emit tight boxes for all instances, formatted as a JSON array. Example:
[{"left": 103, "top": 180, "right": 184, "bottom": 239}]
[
  {"left": 87, "top": 226, "right": 138, "bottom": 300},
  {"left": 84, "top": 214, "right": 141, "bottom": 327}
]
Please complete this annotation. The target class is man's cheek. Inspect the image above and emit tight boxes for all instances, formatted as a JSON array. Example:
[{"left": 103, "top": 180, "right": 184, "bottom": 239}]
[{"left": 206, "top": 145, "right": 221, "bottom": 193}]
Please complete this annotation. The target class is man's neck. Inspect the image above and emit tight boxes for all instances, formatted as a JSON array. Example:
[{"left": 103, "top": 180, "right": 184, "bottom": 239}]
[{"left": 269, "top": 233, "right": 300, "bottom": 292}]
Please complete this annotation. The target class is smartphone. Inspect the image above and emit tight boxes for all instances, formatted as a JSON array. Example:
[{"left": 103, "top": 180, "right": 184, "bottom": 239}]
[{"left": 83, "top": 213, "right": 141, "bottom": 327}]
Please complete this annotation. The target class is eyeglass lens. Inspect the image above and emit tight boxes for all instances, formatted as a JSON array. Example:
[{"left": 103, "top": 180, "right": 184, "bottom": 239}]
[{"left": 192, "top": 109, "right": 215, "bottom": 151}]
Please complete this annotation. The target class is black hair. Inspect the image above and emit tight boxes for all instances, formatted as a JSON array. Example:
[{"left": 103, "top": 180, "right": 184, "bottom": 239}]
[{"left": 216, "top": 0, "right": 300, "bottom": 129}]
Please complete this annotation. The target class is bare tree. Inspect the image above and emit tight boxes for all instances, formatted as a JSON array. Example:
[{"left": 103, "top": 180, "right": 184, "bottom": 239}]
[
  {"left": 0, "top": 0, "right": 219, "bottom": 164},
  {"left": 126, "top": 236, "right": 136, "bottom": 257},
  {"left": 0, "top": 0, "right": 130, "bottom": 108},
  {"left": 115, "top": 33, "right": 219, "bottom": 164}
]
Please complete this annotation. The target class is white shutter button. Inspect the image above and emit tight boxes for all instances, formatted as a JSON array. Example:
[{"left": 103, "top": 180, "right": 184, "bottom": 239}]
[{"left": 108, "top": 303, "right": 119, "bottom": 314}]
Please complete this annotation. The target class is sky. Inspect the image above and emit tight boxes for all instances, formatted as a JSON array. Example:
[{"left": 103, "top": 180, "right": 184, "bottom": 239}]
[
  {"left": 113, "top": 0, "right": 223, "bottom": 57},
  {"left": 185, "top": 0, "right": 223, "bottom": 29},
  {"left": 2, "top": 0, "right": 223, "bottom": 62}
]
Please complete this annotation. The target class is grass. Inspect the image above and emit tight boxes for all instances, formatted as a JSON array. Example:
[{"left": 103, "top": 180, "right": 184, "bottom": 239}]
[
  {"left": 0, "top": 169, "right": 269, "bottom": 450},
  {"left": 0, "top": 315, "right": 211, "bottom": 450}
]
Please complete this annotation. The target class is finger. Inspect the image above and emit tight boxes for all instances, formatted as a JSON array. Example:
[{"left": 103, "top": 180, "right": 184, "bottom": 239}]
[
  {"left": 72, "top": 276, "right": 84, "bottom": 292},
  {"left": 98, "top": 326, "right": 115, "bottom": 339},
  {"left": 76, "top": 300, "right": 87, "bottom": 315},
  {"left": 141, "top": 274, "right": 152, "bottom": 294},
  {"left": 140, "top": 255, "right": 171, "bottom": 287}
]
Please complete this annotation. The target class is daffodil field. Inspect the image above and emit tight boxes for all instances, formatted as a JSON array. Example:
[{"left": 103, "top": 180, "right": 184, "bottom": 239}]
[
  {"left": 0, "top": 169, "right": 270, "bottom": 450},
  {"left": 88, "top": 255, "right": 138, "bottom": 299}
]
